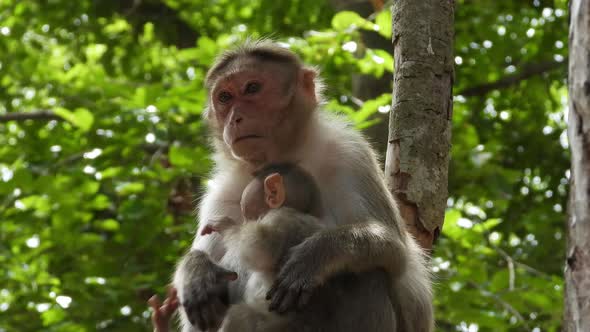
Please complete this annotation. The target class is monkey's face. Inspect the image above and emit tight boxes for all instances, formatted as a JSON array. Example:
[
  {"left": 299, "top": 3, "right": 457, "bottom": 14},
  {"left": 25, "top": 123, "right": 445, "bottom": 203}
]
[
  {"left": 240, "top": 178, "right": 268, "bottom": 220},
  {"left": 208, "top": 60, "right": 317, "bottom": 165}
]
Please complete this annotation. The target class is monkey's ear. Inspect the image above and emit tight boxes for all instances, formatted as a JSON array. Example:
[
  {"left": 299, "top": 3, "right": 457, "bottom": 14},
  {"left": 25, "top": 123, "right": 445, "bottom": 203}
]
[
  {"left": 301, "top": 68, "right": 317, "bottom": 103},
  {"left": 264, "top": 173, "right": 286, "bottom": 208}
]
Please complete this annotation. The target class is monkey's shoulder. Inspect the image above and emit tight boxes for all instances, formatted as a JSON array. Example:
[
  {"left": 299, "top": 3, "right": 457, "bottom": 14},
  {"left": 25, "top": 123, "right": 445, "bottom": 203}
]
[{"left": 260, "top": 207, "right": 322, "bottom": 228}]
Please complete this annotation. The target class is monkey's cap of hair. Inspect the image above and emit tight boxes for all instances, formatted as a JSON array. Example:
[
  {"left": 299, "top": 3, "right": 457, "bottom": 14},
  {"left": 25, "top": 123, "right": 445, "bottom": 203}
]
[{"left": 205, "top": 39, "right": 304, "bottom": 88}]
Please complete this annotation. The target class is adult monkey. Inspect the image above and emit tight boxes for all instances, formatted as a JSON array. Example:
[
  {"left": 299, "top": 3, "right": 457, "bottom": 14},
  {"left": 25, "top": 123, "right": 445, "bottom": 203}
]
[{"left": 173, "top": 39, "right": 434, "bottom": 332}]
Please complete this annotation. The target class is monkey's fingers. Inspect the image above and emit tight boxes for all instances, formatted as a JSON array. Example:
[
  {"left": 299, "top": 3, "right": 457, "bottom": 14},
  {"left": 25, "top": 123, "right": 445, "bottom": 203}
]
[
  {"left": 199, "top": 302, "right": 215, "bottom": 330},
  {"left": 148, "top": 295, "right": 162, "bottom": 311},
  {"left": 225, "top": 272, "right": 238, "bottom": 281},
  {"left": 149, "top": 296, "right": 171, "bottom": 332},
  {"left": 214, "top": 265, "right": 238, "bottom": 282},
  {"left": 182, "top": 293, "right": 202, "bottom": 328},
  {"left": 153, "top": 313, "right": 171, "bottom": 332},
  {"left": 276, "top": 286, "right": 301, "bottom": 314},
  {"left": 200, "top": 225, "right": 217, "bottom": 236},
  {"left": 296, "top": 288, "right": 314, "bottom": 311},
  {"left": 267, "top": 283, "right": 288, "bottom": 312},
  {"left": 209, "top": 296, "right": 226, "bottom": 324},
  {"left": 166, "top": 286, "right": 178, "bottom": 299},
  {"left": 195, "top": 309, "right": 208, "bottom": 332},
  {"left": 168, "top": 297, "right": 180, "bottom": 311},
  {"left": 162, "top": 290, "right": 178, "bottom": 307},
  {"left": 195, "top": 297, "right": 223, "bottom": 332},
  {"left": 266, "top": 283, "right": 277, "bottom": 301},
  {"left": 161, "top": 299, "right": 179, "bottom": 317}
]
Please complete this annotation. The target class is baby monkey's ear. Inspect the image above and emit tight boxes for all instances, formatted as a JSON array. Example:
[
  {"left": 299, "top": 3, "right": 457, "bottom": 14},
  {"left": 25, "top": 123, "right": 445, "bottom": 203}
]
[{"left": 264, "top": 173, "right": 286, "bottom": 209}]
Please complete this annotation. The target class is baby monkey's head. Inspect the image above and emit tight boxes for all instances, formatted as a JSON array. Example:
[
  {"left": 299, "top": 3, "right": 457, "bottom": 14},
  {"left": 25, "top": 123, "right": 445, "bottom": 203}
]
[{"left": 240, "top": 163, "right": 322, "bottom": 220}]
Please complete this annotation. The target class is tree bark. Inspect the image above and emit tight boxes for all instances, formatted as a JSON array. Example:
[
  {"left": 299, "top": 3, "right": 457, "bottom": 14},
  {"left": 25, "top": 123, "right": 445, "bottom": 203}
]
[
  {"left": 564, "top": 1, "right": 590, "bottom": 331},
  {"left": 385, "top": 0, "right": 454, "bottom": 250},
  {"left": 0, "top": 111, "right": 61, "bottom": 123}
]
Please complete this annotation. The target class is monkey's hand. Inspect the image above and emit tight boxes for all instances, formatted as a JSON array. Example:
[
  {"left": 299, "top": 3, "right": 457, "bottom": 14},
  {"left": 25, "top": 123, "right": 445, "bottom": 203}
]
[
  {"left": 149, "top": 287, "right": 179, "bottom": 332},
  {"left": 201, "top": 216, "right": 239, "bottom": 236},
  {"left": 266, "top": 241, "right": 320, "bottom": 314},
  {"left": 179, "top": 250, "right": 238, "bottom": 331}
]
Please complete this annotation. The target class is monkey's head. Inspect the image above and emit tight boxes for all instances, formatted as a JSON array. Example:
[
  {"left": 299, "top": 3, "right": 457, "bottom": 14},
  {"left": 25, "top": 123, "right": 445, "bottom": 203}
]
[
  {"left": 204, "top": 40, "right": 320, "bottom": 166},
  {"left": 240, "top": 163, "right": 323, "bottom": 220}
]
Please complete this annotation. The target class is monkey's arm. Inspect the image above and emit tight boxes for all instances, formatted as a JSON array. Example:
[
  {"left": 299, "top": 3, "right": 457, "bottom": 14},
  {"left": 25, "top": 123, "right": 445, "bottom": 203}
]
[
  {"left": 173, "top": 171, "right": 250, "bottom": 331},
  {"left": 266, "top": 219, "right": 409, "bottom": 313},
  {"left": 267, "top": 149, "right": 413, "bottom": 313},
  {"left": 174, "top": 250, "right": 238, "bottom": 330},
  {"left": 297, "top": 220, "right": 406, "bottom": 277}
]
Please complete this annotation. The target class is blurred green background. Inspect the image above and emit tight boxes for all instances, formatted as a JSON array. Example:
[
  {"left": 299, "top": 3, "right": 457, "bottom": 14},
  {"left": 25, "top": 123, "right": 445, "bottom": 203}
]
[{"left": 0, "top": 0, "right": 568, "bottom": 331}]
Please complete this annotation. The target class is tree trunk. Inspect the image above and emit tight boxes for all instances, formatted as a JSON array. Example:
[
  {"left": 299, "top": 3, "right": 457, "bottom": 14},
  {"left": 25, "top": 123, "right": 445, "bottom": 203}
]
[
  {"left": 385, "top": 0, "right": 454, "bottom": 250},
  {"left": 564, "top": 1, "right": 590, "bottom": 331}
]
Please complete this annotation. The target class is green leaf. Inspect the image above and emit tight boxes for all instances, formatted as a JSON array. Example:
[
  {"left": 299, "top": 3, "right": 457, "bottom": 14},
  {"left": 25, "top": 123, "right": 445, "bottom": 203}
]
[
  {"left": 100, "top": 167, "right": 123, "bottom": 179},
  {"left": 141, "top": 22, "right": 155, "bottom": 43},
  {"left": 351, "top": 93, "right": 392, "bottom": 124},
  {"left": 325, "top": 100, "right": 356, "bottom": 116},
  {"left": 443, "top": 209, "right": 462, "bottom": 240},
  {"left": 89, "top": 194, "right": 111, "bottom": 209},
  {"left": 332, "top": 11, "right": 371, "bottom": 30},
  {"left": 373, "top": 50, "right": 394, "bottom": 73},
  {"left": 41, "top": 307, "right": 66, "bottom": 326},
  {"left": 53, "top": 107, "right": 94, "bottom": 132},
  {"left": 115, "top": 182, "right": 145, "bottom": 195},
  {"left": 85, "top": 44, "right": 107, "bottom": 62},
  {"left": 375, "top": 10, "right": 392, "bottom": 38},
  {"left": 97, "top": 219, "right": 120, "bottom": 231},
  {"left": 103, "top": 18, "right": 131, "bottom": 36},
  {"left": 169, "top": 144, "right": 210, "bottom": 172},
  {"left": 80, "top": 181, "right": 100, "bottom": 195},
  {"left": 473, "top": 218, "right": 502, "bottom": 233}
]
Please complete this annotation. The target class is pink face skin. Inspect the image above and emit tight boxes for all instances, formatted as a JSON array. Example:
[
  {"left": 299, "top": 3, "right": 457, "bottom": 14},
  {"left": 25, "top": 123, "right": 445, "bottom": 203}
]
[{"left": 209, "top": 60, "right": 316, "bottom": 165}]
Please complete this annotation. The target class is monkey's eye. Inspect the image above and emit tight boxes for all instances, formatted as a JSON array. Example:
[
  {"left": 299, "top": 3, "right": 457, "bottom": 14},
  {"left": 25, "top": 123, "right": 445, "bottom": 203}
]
[
  {"left": 244, "top": 82, "right": 261, "bottom": 95},
  {"left": 218, "top": 91, "right": 232, "bottom": 103}
]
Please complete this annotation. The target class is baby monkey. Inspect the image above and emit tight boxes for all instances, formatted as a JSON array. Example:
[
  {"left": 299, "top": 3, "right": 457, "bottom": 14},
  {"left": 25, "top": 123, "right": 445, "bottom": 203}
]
[
  {"left": 152, "top": 163, "right": 323, "bottom": 332},
  {"left": 202, "top": 162, "right": 323, "bottom": 280}
]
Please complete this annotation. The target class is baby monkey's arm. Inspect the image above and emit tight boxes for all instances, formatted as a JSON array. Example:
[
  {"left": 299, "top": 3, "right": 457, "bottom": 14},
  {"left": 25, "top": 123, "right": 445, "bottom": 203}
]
[
  {"left": 235, "top": 208, "right": 322, "bottom": 273},
  {"left": 201, "top": 209, "right": 321, "bottom": 276}
]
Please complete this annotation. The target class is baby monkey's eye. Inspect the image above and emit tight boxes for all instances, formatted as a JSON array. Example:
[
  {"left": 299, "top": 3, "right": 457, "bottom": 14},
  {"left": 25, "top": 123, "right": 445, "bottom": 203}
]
[
  {"left": 218, "top": 91, "right": 232, "bottom": 103},
  {"left": 244, "top": 82, "right": 261, "bottom": 94}
]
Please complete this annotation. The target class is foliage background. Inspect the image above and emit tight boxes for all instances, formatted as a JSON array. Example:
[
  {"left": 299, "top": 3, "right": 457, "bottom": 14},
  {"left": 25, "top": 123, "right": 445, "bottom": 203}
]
[{"left": 0, "top": 0, "right": 568, "bottom": 331}]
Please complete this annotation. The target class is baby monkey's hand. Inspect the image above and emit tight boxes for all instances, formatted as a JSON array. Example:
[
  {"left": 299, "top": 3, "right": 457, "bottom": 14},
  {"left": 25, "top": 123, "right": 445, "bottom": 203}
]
[{"left": 201, "top": 216, "right": 240, "bottom": 236}]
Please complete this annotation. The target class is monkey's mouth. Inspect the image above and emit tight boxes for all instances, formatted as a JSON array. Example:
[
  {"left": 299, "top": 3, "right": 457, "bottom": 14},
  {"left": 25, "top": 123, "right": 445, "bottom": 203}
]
[{"left": 234, "top": 135, "right": 263, "bottom": 144}]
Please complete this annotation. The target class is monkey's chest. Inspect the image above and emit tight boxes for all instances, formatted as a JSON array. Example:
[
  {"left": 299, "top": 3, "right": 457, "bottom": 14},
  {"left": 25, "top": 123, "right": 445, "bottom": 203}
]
[{"left": 243, "top": 271, "right": 272, "bottom": 304}]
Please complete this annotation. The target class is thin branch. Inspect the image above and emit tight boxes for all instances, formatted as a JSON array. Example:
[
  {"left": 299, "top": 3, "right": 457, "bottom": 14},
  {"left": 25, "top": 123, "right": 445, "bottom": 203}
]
[
  {"left": 458, "top": 59, "right": 567, "bottom": 97},
  {"left": 494, "top": 245, "right": 516, "bottom": 292},
  {"left": 124, "top": 0, "right": 142, "bottom": 16},
  {"left": 467, "top": 281, "right": 531, "bottom": 331},
  {"left": 0, "top": 111, "right": 61, "bottom": 123},
  {"left": 482, "top": 229, "right": 553, "bottom": 280}
]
